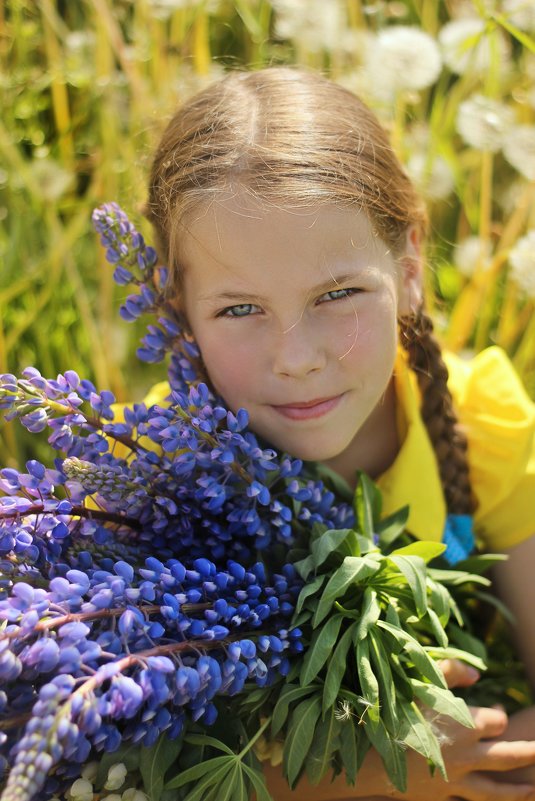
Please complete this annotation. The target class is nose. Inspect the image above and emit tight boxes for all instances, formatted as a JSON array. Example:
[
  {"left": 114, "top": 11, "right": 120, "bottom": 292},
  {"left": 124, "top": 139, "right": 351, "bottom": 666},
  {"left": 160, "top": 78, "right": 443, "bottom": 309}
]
[{"left": 271, "top": 320, "right": 326, "bottom": 378}]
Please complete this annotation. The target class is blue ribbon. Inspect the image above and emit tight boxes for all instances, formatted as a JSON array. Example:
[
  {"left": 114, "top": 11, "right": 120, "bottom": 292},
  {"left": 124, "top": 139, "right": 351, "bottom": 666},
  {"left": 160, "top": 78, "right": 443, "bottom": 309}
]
[{"left": 441, "top": 514, "right": 475, "bottom": 565}]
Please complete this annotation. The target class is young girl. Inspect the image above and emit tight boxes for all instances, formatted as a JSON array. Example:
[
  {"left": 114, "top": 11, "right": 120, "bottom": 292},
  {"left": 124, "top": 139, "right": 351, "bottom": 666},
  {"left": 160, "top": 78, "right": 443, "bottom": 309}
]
[{"left": 142, "top": 66, "right": 535, "bottom": 800}]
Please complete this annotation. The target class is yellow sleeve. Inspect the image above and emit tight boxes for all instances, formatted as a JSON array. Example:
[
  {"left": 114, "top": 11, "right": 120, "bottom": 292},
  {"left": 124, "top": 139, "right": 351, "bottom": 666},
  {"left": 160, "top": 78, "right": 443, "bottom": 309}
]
[
  {"left": 109, "top": 381, "right": 171, "bottom": 460},
  {"left": 445, "top": 347, "right": 535, "bottom": 551}
]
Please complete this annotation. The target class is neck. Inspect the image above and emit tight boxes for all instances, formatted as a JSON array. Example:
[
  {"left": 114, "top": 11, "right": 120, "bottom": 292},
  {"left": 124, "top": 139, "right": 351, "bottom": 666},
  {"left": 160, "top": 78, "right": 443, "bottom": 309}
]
[{"left": 321, "top": 378, "right": 400, "bottom": 490}]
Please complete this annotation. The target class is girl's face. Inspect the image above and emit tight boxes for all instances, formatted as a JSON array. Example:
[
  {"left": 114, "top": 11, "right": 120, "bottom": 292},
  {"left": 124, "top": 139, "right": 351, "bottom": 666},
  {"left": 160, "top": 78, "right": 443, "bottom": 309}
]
[{"left": 180, "top": 192, "right": 421, "bottom": 479}]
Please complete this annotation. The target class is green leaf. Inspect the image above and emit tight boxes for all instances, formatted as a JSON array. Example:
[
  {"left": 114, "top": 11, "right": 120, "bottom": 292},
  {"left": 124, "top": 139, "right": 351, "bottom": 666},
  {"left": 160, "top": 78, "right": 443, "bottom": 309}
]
[
  {"left": 388, "top": 554, "right": 428, "bottom": 617},
  {"left": 338, "top": 718, "right": 364, "bottom": 786},
  {"left": 271, "top": 684, "right": 317, "bottom": 737},
  {"left": 242, "top": 763, "right": 275, "bottom": 801},
  {"left": 364, "top": 717, "right": 407, "bottom": 792},
  {"left": 410, "top": 679, "right": 475, "bottom": 729},
  {"left": 305, "top": 705, "right": 341, "bottom": 785},
  {"left": 425, "top": 607, "right": 448, "bottom": 648},
  {"left": 422, "top": 646, "right": 487, "bottom": 672},
  {"left": 301, "top": 613, "right": 344, "bottom": 685},
  {"left": 377, "top": 620, "right": 448, "bottom": 688},
  {"left": 313, "top": 554, "right": 381, "bottom": 626},
  {"left": 427, "top": 577, "right": 453, "bottom": 624},
  {"left": 165, "top": 755, "right": 232, "bottom": 791},
  {"left": 311, "top": 528, "right": 359, "bottom": 568},
  {"left": 139, "top": 734, "right": 183, "bottom": 801},
  {"left": 295, "top": 574, "right": 325, "bottom": 615},
  {"left": 183, "top": 734, "right": 235, "bottom": 755},
  {"left": 369, "top": 628, "right": 398, "bottom": 733},
  {"left": 376, "top": 505, "right": 410, "bottom": 549},
  {"left": 95, "top": 741, "right": 143, "bottom": 788},
  {"left": 323, "top": 623, "right": 357, "bottom": 713},
  {"left": 390, "top": 541, "right": 446, "bottom": 563},
  {"left": 283, "top": 695, "right": 322, "bottom": 788},
  {"left": 397, "top": 699, "right": 446, "bottom": 779},
  {"left": 354, "top": 587, "right": 380, "bottom": 641},
  {"left": 354, "top": 472, "right": 381, "bottom": 538},
  {"left": 294, "top": 554, "right": 315, "bottom": 580},
  {"left": 356, "top": 638, "right": 380, "bottom": 722}
]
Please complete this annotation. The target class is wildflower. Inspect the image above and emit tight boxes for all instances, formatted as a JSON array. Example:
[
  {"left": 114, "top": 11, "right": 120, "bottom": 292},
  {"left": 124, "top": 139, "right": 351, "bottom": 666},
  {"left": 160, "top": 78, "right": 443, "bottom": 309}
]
[
  {"left": 271, "top": 0, "right": 346, "bottom": 53},
  {"left": 67, "top": 778, "right": 94, "bottom": 801},
  {"left": 503, "top": 125, "right": 535, "bottom": 181},
  {"left": 454, "top": 237, "right": 493, "bottom": 278},
  {"left": 363, "top": 26, "right": 441, "bottom": 102},
  {"left": 406, "top": 152, "right": 455, "bottom": 201},
  {"left": 456, "top": 94, "right": 514, "bottom": 152},
  {"left": 502, "top": 0, "right": 535, "bottom": 32},
  {"left": 509, "top": 231, "right": 535, "bottom": 298},
  {"left": 439, "top": 17, "right": 509, "bottom": 75},
  {"left": 104, "top": 763, "right": 128, "bottom": 791}
]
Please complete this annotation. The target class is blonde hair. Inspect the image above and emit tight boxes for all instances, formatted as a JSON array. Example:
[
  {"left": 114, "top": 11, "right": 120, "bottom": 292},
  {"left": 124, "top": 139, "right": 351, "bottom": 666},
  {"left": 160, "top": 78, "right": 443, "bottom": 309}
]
[{"left": 146, "top": 66, "right": 475, "bottom": 517}]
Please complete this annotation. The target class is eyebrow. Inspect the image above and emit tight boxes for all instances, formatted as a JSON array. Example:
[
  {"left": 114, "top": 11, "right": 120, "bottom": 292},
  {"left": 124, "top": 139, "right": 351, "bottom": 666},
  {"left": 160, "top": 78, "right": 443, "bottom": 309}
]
[{"left": 198, "top": 271, "right": 369, "bottom": 304}]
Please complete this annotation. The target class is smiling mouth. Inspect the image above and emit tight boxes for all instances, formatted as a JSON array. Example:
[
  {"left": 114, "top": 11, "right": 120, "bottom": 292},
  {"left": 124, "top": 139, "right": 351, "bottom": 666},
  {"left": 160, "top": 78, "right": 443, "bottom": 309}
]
[{"left": 270, "top": 394, "right": 344, "bottom": 420}]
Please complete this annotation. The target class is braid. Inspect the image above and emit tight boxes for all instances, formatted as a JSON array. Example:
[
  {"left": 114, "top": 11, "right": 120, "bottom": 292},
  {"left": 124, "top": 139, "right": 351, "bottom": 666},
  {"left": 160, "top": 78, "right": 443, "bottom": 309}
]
[{"left": 398, "top": 309, "right": 477, "bottom": 516}]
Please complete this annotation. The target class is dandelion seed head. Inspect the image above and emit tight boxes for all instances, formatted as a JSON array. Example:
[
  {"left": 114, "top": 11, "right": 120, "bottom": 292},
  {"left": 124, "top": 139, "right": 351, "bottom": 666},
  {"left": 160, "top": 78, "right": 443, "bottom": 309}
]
[
  {"left": 509, "top": 231, "right": 535, "bottom": 298},
  {"left": 502, "top": 0, "right": 535, "bottom": 32},
  {"left": 454, "top": 237, "right": 493, "bottom": 278},
  {"left": 334, "top": 699, "right": 355, "bottom": 721},
  {"left": 364, "top": 26, "right": 442, "bottom": 99},
  {"left": 503, "top": 125, "right": 535, "bottom": 180},
  {"left": 272, "top": 0, "right": 346, "bottom": 52},
  {"left": 456, "top": 94, "right": 514, "bottom": 152},
  {"left": 406, "top": 152, "right": 455, "bottom": 201},
  {"left": 439, "top": 17, "right": 509, "bottom": 75}
]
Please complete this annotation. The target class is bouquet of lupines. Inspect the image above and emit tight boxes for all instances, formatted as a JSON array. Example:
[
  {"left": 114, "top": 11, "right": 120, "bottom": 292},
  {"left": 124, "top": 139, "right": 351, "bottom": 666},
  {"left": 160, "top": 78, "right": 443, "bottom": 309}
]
[{"left": 0, "top": 205, "right": 498, "bottom": 801}]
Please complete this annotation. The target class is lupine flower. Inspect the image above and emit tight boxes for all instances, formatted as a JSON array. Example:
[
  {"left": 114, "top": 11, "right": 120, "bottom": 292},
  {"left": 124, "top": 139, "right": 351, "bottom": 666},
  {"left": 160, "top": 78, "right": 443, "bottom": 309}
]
[
  {"left": 456, "top": 94, "right": 514, "bottom": 152},
  {"left": 509, "top": 230, "right": 535, "bottom": 298}
]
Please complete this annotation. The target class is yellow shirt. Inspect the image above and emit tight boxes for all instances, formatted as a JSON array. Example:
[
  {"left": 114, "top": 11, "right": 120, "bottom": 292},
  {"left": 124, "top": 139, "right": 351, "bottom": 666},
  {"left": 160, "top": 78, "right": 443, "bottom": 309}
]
[
  {"left": 379, "top": 346, "right": 535, "bottom": 552},
  {"left": 117, "top": 345, "right": 535, "bottom": 553}
]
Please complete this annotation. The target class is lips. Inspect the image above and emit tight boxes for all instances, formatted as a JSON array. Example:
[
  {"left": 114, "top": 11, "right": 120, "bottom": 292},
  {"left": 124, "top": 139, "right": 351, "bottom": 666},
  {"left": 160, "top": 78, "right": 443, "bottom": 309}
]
[{"left": 270, "top": 394, "right": 344, "bottom": 420}]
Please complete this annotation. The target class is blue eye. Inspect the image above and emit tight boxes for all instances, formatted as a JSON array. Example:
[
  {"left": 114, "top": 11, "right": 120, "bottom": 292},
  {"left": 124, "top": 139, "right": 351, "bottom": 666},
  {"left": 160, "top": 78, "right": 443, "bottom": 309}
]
[
  {"left": 318, "top": 288, "right": 360, "bottom": 303},
  {"left": 220, "top": 303, "right": 258, "bottom": 318}
]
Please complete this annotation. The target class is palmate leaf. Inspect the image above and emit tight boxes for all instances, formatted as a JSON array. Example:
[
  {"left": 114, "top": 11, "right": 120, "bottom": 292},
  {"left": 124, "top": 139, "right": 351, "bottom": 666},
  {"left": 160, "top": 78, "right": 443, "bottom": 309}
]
[
  {"left": 305, "top": 705, "right": 341, "bottom": 785},
  {"left": 283, "top": 695, "right": 323, "bottom": 788},
  {"left": 369, "top": 628, "right": 399, "bottom": 733},
  {"left": 365, "top": 717, "right": 407, "bottom": 793},
  {"left": 164, "top": 755, "right": 233, "bottom": 791},
  {"left": 410, "top": 679, "right": 475, "bottom": 729},
  {"left": 397, "top": 699, "right": 446, "bottom": 779},
  {"left": 310, "top": 528, "right": 360, "bottom": 568},
  {"left": 377, "top": 620, "right": 448, "bottom": 688},
  {"left": 301, "top": 613, "right": 344, "bottom": 685},
  {"left": 323, "top": 622, "right": 357, "bottom": 713},
  {"left": 313, "top": 554, "right": 381, "bottom": 626},
  {"left": 387, "top": 553, "right": 429, "bottom": 617},
  {"left": 242, "top": 763, "right": 274, "bottom": 801},
  {"left": 271, "top": 684, "right": 318, "bottom": 737},
  {"left": 139, "top": 734, "right": 184, "bottom": 801}
]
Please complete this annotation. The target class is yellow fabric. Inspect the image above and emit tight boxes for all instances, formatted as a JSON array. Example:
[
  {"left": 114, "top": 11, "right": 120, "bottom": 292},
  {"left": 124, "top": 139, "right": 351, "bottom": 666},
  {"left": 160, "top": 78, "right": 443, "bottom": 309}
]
[
  {"left": 113, "top": 346, "right": 535, "bottom": 553},
  {"left": 378, "top": 346, "right": 535, "bottom": 551}
]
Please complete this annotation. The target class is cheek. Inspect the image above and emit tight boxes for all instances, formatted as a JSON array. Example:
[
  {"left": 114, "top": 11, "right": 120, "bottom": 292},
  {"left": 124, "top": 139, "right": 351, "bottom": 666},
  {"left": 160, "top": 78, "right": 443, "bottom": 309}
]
[{"left": 196, "top": 332, "right": 260, "bottom": 405}]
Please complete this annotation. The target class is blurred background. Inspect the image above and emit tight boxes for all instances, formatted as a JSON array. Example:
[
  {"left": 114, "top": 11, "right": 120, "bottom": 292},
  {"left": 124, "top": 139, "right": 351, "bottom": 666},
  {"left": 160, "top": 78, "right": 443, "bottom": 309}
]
[{"left": 1, "top": 0, "right": 535, "bottom": 466}]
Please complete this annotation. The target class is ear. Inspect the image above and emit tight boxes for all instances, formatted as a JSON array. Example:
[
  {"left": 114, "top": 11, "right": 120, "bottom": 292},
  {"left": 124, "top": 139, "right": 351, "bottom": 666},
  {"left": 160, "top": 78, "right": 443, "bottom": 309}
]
[{"left": 397, "top": 225, "right": 423, "bottom": 316}]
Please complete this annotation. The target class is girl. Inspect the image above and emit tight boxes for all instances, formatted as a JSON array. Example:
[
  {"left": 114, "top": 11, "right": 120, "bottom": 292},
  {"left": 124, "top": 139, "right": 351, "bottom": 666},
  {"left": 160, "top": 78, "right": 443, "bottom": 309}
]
[{"left": 142, "top": 66, "right": 535, "bottom": 800}]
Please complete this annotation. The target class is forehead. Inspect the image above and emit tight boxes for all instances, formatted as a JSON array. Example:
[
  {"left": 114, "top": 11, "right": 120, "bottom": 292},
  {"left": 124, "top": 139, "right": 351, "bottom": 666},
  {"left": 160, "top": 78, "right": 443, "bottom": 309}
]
[{"left": 178, "top": 190, "right": 395, "bottom": 286}]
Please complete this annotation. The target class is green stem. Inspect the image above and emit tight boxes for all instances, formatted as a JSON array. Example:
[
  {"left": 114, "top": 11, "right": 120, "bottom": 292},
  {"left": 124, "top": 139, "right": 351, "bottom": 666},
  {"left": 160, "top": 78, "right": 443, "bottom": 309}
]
[{"left": 237, "top": 715, "right": 272, "bottom": 759}]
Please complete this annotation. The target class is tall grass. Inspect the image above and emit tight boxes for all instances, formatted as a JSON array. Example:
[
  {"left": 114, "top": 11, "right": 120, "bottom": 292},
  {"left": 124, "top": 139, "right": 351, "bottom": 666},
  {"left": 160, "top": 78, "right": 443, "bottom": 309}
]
[{"left": 1, "top": 0, "right": 534, "bottom": 466}]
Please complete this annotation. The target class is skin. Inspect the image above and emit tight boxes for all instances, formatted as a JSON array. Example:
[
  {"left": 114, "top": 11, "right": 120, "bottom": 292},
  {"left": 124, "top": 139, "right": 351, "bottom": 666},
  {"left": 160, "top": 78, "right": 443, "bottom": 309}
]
[{"left": 176, "top": 190, "right": 535, "bottom": 800}]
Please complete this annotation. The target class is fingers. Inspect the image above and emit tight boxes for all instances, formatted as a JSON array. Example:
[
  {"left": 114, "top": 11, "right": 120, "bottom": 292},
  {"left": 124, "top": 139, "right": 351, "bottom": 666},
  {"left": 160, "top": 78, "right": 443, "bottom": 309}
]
[
  {"left": 470, "top": 705, "right": 509, "bottom": 739},
  {"left": 475, "top": 740, "right": 535, "bottom": 773},
  {"left": 456, "top": 772, "right": 535, "bottom": 800},
  {"left": 440, "top": 659, "right": 480, "bottom": 689}
]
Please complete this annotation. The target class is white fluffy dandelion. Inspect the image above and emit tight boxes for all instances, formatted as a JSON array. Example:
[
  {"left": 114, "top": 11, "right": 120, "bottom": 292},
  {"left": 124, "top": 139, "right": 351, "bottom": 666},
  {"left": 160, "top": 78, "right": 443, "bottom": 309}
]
[
  {"left": 364, "top": 26, "right": 442, "bottom": 99},
  {"left": 502, "top": 0, "right": 535, "bottom": 32},
  {"left": 271, "top": 0, "right": 346, "bottom": 53},
  {"left": 503, "top": 125, "right": 535, "bottom": 181},
  {"left": 454, "top": 236, "right": 493, "bottom": 278},
  {"left": 509, "top": 231, "right": 535, "bottom": 298},
  {"left": 456, "top": 94, "right": 514, "bottom": 152},
  {"left": 406, "top": 152, "right": 455, "bottom": 201},
  {"left": 439, "top": 17, "right": 509, "bottom": 75}
]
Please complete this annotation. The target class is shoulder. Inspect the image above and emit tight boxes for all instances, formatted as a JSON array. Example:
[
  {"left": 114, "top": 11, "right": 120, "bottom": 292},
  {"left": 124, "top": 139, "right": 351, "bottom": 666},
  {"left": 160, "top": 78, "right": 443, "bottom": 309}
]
[{"left": 444, "top": 347, "right": 535, "bottom": 550}]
